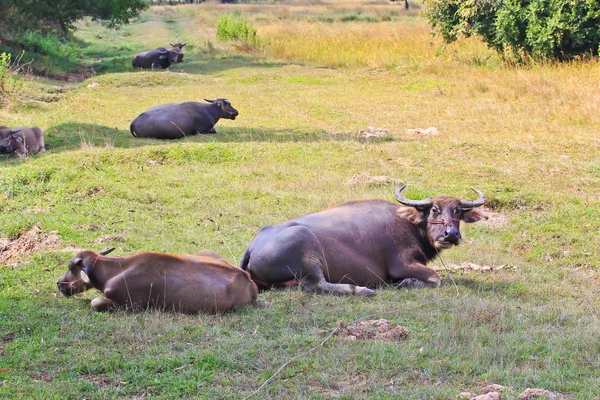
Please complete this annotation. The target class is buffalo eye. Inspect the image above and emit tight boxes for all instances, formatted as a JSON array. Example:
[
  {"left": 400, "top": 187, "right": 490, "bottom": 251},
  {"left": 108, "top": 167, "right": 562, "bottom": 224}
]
[
  {"left": 430, "top": 207, "right": 440, "bottom": 217},
  {"left": 454, "top": 207, "right": 463, "bottom": 216}
]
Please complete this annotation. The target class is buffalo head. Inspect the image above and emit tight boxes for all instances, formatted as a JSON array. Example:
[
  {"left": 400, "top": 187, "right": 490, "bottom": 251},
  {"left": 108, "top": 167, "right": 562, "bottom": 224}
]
[
  {"left": 57, "top": 248, "right": 115, "bottom": 297},
  {"left": 395, "top": 185, "right": 487, "bottom": 249},
  {"left": 0, "top": 129, "right": 26, "bottom": 157},
  {"left": 204, "top": 98, "right": 239, "bottom": 120},
  {"left": 157, "top": 49, "right": 182, "bottom": 67}
]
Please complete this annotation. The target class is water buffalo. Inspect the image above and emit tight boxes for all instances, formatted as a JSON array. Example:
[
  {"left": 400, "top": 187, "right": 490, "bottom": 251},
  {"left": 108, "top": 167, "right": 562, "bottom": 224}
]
[
  {"left": 130, "top": 98, "right": 239, "bottom": 139},
  {"left": 57, "top": 248, "right": 258, "bottom": 313},
  {"left": 241, "top": 186, "right": 487, "bottom": 295},
  {"left": 169, "top": 42, "right": 186, "bottom": 63},
  {"left": 0, "top": 126, "right": 45, "bottom": 157},
  {"left": 132, "top": 47, "right": 182, "bottom": 69}
]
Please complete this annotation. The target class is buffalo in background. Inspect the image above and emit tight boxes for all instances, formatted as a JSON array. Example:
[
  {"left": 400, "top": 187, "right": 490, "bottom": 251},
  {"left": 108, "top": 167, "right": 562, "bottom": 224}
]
[
  {"left": 130, "top": 98, "right": 239, "bottom": 139},
  {"left": 169, "top": 42, "right": 186, "bottom": 63},
  {"left": 132, "top": 47, "right": 183, "bottom": 69},
  {"left": 0, "top": 126, "right": 46, "bottom": 157}
]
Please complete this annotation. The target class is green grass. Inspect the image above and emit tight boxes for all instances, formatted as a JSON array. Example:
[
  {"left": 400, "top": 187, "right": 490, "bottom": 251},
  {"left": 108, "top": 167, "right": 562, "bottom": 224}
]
[{"left": 1, "top": 1, "right": 600, "bottom": 398}]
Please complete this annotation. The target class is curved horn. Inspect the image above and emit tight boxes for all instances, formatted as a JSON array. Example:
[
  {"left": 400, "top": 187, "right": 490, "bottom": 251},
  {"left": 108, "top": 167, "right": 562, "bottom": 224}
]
[
  {"left": 459, "top": 188, "right": 487, "bottom": 209},
  {"left": 181, "top": 43, "right": 186, "bottom": 47},
  {"left": 169, "top": 43, "right": 175, "bottom": 47},
  {"left": 158, "top": 49, "right": 168, "bottom": 54},
  {"left": 204, "top": 98, "right": 215, "bottom": 103},
  {"left": 99, "top": 247, "right": 115, "bottom": 256},
  {"left": 10, "top": 128, "right": 22, "bottom": 134},
  {"left": 73, "top": 257, "right": 83, "bottom": 266},
  {"left": 394, "top": 185, "right": 433, "bottom": 208}
]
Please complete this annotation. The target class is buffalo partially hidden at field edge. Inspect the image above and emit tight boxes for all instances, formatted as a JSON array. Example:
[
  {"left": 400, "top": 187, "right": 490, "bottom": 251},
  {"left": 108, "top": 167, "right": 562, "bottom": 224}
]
[
  {"left": 241, "top": 185, "right": 487, "bottom": 295},
  {"left": 132, "top": 48, "right": 182, "bottom": 69},
  {"left": 0, "top": 126, "right": 46, "bottom": 157},
  {"left": 57, "top": 248, "right": 258, "bottom": 313},
  {"left": 130, "top": 99, "right": 239, "bottom": 139}
]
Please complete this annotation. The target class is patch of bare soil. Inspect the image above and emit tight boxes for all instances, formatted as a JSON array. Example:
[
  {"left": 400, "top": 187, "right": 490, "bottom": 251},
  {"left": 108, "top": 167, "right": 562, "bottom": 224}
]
[
  {"left": 32, "top": 372, "right": 53, "bottom": 382},
  {"left": 480, "top": 207, "right": 510, "bottom": 228},
  {"left": 346, "top": 172, "right": 403, "bottom": 187},
  {"left": 517, "top": 388, "right": 569, "bottom": 399},
  {"left": 359, "top": 126, "right": 390, "bottom": 139},
  {"left": 432, "top": 263, "right": 519, "bottom": 273},
  {"left": 0, "top": 223, "right": 61, "bottom": 265},
  {"left": 85, "top": 374, "right": 115, "bottom": 387},
  {"left": 94, "top": 234, "right": 126, "bottom": 244},
  {"left": 457, "top": 384, "right": 570, "bottom": 400},
  {"left": 334, "top": 319, "right": 408, "bottom": 342},
  {"left": 407, "top": 127, "right": 440, "bottom": 135}
]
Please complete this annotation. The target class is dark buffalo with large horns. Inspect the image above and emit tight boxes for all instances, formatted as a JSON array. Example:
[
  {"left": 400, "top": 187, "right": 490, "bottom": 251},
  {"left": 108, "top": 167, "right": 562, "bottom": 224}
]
[
  {"left": 241, "top": 186, "right": 487, "bottom": 295},
  {"left": 130, "top": 99, "right": 239, "bottom": 139},
  {"left": 132, "top": 47, "right": 183, "bottom": 69},
  {"left": 0, "top": 126, "right": 46, "bottom": 157}
]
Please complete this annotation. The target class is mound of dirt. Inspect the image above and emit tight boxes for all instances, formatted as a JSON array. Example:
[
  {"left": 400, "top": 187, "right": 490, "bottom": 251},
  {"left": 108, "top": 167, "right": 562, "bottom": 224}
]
[
  {"left": 0, "top": 223, "right": 61, "bottom": 265},
  {"left": 334, "top": 319, "right": 408, "bottom": 342}
]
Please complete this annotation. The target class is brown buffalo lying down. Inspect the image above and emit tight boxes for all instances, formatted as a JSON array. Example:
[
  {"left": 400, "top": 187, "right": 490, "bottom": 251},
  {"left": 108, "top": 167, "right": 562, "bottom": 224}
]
[{"left": 57, "top": 249, "right": 258, "bottom": 313}]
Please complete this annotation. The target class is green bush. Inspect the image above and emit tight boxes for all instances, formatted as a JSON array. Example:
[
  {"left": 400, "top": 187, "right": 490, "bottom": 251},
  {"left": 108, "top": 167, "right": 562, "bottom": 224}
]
[
  {"left": 216, "top": 12, "right": 261, "bottom": 50},
  {"left": 18, "top": 31, "right": 82, "bottom": 58},
  {"left": 425, "top": 0, "right": 600, "bottom": 62},
  {"left": 0, "top": 52, "right": 23, "bottom": 107}
]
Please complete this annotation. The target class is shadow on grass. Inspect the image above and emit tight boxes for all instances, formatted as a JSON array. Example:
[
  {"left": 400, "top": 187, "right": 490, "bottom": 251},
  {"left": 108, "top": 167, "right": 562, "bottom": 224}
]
[{"left": 43, "top": 122, "right": 395, "bottom": 153}]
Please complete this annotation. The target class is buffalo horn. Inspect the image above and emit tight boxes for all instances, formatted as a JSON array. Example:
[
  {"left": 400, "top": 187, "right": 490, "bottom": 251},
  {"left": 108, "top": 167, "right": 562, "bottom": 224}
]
[
  {"left": 73, "top": 257, "right": 82, "bottom": 265},
  {"left": 459, "top": 189, "right": 487, "bottom": 209},
  {"left": 181, "top": 43, "right": 186, "bottom": 47},
  {"left": 394, "top": 185, "right": 433, "bottom": 208},
  {"left": 9, "top": 128, "right": 22, "bottom": 134},
  {"left": 204, "top": 98, "right": 215, "bottom": 103},
  {"left": 158, "top": 49, "right": 168, "bottom": 54},
  {"left": 99, "top": 247, "right": 116, "bottom": 256},
  {"left": 169, "top": 43, "right": 175, "bottom": 47}
]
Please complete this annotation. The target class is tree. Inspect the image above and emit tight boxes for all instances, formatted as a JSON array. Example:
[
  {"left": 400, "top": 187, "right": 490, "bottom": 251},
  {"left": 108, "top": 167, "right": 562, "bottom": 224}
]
[
  {"left": 425, "top": 0, "right": 600, "bottom": 62},
  {"left": 0, "top": 0, "right": 148, "bottom": 36}
]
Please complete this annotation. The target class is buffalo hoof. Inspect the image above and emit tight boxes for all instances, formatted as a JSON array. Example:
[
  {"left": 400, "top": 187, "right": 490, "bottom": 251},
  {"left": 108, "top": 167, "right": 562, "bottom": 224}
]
[
  {"left": 356, "top": 287, "right": 375, "bottom": 296},
  {"left": 396, "top": 278, "right": 430, "bottom": 289}
]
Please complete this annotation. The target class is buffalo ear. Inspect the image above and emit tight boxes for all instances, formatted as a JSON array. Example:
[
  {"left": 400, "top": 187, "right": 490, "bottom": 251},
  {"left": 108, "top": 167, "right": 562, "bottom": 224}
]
[
  {"left": 80, "top": 270, "right": 91, "bottom": 284},
  {"left": 99, "top": 247, "right": 115, "bottom": 256},
  {"left": 462, "top": 208, "right": 487, "bottom": 223},
  {"left": 398, "top": 206, "right": 427, "bottom": 225}
]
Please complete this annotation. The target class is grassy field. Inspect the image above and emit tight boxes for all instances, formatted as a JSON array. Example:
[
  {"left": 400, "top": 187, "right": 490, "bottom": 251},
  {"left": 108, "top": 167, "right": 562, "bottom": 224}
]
[{"left": 1, "top": 1, "right": 600, "bottom": 398}]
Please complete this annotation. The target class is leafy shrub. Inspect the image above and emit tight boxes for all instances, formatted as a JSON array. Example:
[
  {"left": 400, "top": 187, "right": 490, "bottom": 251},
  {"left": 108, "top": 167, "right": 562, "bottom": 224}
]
[
  {"left": 425, "top": 0, "right": 600, "bottom": 62},
  {"left": 216, "top": 12, "right": 261, "bottom": 50},
  {"left": 0, "top": 52, "right": 24, "bottom": 107},
  {"left": 18, "top": 31, "right": 82, "bottom": 58}
]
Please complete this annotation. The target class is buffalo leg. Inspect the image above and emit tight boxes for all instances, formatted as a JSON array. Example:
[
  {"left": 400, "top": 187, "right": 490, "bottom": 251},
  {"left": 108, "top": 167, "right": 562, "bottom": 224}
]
[
  {"left": 90, "top": 297, "right": 117, "bottom": 312},
  {"left": 248, "top": 226, "right": 374, "bottom": 296},
  {"left": 399, "top": 263, "right": 441, "bottom": 288}
]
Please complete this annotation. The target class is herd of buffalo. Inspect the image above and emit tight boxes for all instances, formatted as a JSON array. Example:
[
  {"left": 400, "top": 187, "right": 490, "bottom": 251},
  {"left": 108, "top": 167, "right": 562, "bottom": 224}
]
[{"left": 5, "top": 42, "right": 489, "bottom": 314}]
